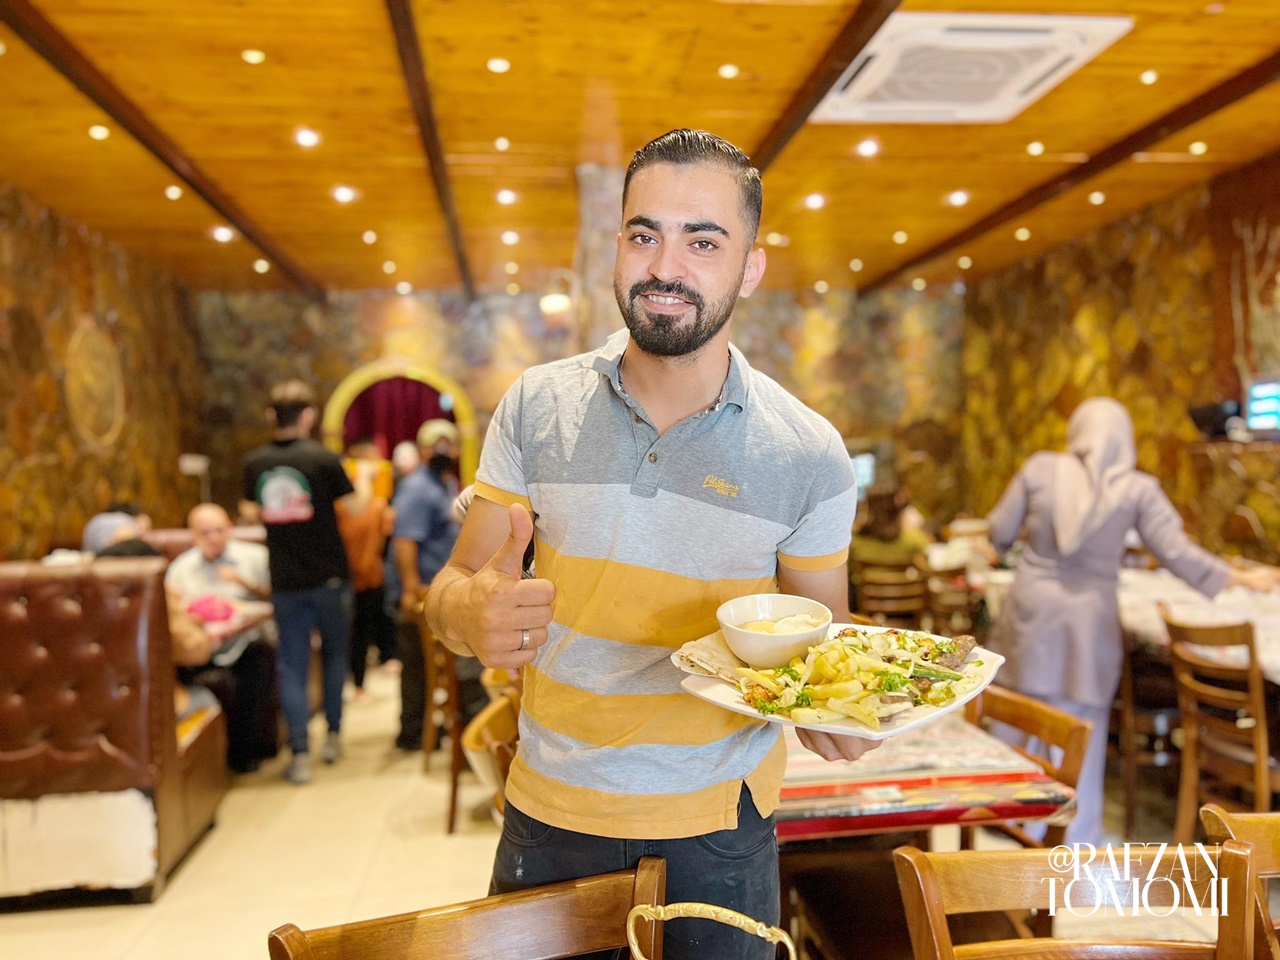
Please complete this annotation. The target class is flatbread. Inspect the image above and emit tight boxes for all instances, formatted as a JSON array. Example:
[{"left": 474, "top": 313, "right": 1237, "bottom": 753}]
[{"left": 671, "top": 631, "right": 745, "bottom": 683}]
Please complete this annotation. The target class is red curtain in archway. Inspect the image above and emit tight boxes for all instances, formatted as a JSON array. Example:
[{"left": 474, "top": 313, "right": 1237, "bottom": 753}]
[{"left": 342, "top": 377, "right": 454, "bottom": 456}]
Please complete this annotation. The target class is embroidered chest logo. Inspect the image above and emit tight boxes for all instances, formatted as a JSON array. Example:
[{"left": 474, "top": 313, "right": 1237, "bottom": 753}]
[{"left": 702, "top": 475, "right": 740, "bottom": 498}]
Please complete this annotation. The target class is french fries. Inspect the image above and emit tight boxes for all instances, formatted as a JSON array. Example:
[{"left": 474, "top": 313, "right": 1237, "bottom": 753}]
[{"left": 735, "top": 627, "right": 983, "bottom": 731}]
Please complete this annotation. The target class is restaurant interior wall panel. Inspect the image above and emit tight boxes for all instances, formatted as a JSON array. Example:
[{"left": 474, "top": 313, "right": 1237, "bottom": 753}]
[
  {"left": 961, "top": 184, "right": 1219, "bottom": 531},
  {"left": 0, "top": 181, "right": 206, "bottom": 560},
  {"left": 192, "top": 290, "right": 578, "bottom": 508}
]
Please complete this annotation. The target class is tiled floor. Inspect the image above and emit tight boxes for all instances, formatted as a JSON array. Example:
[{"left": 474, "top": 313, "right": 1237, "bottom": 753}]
[{"left": 0, "top": 668, "right": 1249, "bottom": 955}]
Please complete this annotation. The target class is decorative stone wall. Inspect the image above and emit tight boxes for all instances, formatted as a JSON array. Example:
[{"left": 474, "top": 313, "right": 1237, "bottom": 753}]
[
  {"left": 961, "top": 185, "right": 1219, "bottom": 529},
  {"left": 0, "top": 182, "right": 206, "bottom": 559}
]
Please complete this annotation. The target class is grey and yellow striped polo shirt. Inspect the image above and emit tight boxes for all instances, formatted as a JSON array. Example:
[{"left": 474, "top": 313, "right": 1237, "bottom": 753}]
[{"left": 474, "top": 329, "right": 856, "bottom": 840}]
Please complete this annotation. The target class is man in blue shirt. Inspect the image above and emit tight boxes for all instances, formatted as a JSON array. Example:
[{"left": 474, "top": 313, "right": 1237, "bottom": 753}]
[{"left": 390, "top": 419, "right": 461, "bottom": 750}]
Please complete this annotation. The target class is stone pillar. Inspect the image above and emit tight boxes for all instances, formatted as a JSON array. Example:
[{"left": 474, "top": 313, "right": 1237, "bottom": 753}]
[{"left": 573, "top": 163, "right": 625, "bottom": 353}]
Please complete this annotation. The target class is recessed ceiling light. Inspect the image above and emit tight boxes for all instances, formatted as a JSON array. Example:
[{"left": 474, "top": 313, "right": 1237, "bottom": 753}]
[
  {"left": 1026, "top": 141, "right": 1045, "bottom": 156},
  {"left": 1014, "top": 227, "right": 1031, "bottom": 241},
  {"left": 1088, "top": 191, "right": 1106, "bottom": 205},
  {"left": 507, "top": 282, "right": 521, "bottom": 295},
  {"left": 765, "top": 232, "right": 782, "bottom": 246},
  {"left": 1140, "top": 69, "right": 1159, "bottom": 85},
  {"left": 332, "top": 185, "right": 357, "bottom": 203},
  {"left": 814, "top": 280, "right": 829, "bottom": 294},
  {"left": 0, "top": 41, "right": 7, "bottom": 56},
  {"left": 855, "top": 138, "right": 880, "bottom": 158},
  {"left": 911, "top": 278, "right": 927, "bottom": 292},
  {"left": 717, "top": 64, "right": 740, "bottom": 79},
  {"left": 804, "top": 193, "right": 826, "bottom": 210},
  {"left": 88, "top": 125, "right": 110, "bottom": 141},
  {"left": 382, "top": 260, "right": 396, "bottom": 274},
  {"left": 253, "top": 259, "right": 270, "bottom": 274},
  {"left": 849, "top": 258, "right": 863, "bottom": 272},
  {"left": 395, "top": 281, "right": 412, "bottom": 295},
  {"left": 1204, "top": 2, "right": 1224, "bottom": 12},
  {"left": 164, "top": 185, "right": 183, "bottom": 200},
  {"left": 501, "top": 230, "right": 519, "bottom": 245},
  {"left": 957, "top": 255, "right": 972, "bottom": 269},
  {"left": 504, "top": 261, "right": 519, "bottom": 275},
  {"left": 892, "top": 230, "right": 908, "bottom": 245},
  {"left": 487, "top": 58, "right": 510, "bottom": 74},
  {"left": 362, "top": 230, "right": 377, "bottom": 244},
  {"left": 294, "top": 127, "right": 321, "bottom": 148},
  {"left": 241, "top": 49, "right": 266, "bottom": 65},
  {"left": 496, "top": 189, "right": 518, "bottom": 205},
  {"left": 947, "top": 190, "right": 969, "bottom": 207},
  {"left": 1189, "top": 141, "right": 1208, "bottom": 156},
  {"left": 212, "top": 226, "right": 235, "bottom": 243},
  {"left": 494, "top": 136, "right": 510, "bottom": 152}
]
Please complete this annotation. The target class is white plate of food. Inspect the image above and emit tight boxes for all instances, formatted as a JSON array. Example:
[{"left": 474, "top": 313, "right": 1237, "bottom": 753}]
[{"left": 672, "top": 623, "right": 1004, "bottom": 740}]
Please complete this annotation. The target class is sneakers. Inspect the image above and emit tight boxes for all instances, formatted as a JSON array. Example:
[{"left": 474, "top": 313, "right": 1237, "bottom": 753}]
[
  {"left": 283, "top": 753, "right": 312, "bottom": 784},
  {"left": 322, "top": 732, "right": 342, "bottom": 764}
]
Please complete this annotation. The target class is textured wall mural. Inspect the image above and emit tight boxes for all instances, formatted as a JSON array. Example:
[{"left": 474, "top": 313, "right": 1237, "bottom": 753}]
[
  {"left": 961, "top": 185, "right": 1219, "bottom": 531},
  {"left": 0, "top": 182, "right": 206, "bottom": 559}
]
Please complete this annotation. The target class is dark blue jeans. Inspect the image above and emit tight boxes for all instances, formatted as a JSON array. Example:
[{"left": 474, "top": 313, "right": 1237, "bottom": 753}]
[
  {"left": 273, "top": 580, "right": 352, "bottom": 755},
  {"left": 491, "top": 785, "right": 779, "bottom": 959}
]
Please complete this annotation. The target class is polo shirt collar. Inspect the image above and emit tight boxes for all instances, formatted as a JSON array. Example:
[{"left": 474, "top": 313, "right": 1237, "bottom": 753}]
[{"left": 587, "top": 329, "right": 750, "bottom": 411}]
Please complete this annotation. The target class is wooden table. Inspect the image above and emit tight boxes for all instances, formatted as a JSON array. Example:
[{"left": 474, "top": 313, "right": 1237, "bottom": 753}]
[{"left": 776, "top": 712, "right": 1075, "bottom": 843}]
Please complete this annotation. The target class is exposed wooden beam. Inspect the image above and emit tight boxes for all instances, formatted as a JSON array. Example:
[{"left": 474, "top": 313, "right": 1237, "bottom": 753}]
[
  {"left": 385, "top": 0, "right": 476, "bottom": 302},
  {"left": 0, "top": 0, "right": 324, "bottom": 298},
  {"left": 751, "top": 0, "right": 900, "bottom": 174},
  {"left": 864, "top": 48, "right": 1280, "bottom": 292}
]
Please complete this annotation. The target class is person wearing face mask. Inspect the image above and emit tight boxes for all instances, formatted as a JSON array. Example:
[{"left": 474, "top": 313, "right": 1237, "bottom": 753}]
[
  {"left": 985, "top": 396, "right": 1279, "bottom": 846},
  {"left": 387, "top": 419, "right": 463, "bottom": 751}
]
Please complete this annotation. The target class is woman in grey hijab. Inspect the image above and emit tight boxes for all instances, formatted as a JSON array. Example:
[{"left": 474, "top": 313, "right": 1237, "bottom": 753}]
[{"left": 985, "top": 397, "right": 1275, "bottom": 845}]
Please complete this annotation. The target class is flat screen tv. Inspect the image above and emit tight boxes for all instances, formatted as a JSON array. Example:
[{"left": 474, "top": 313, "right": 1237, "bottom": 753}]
[{"left": 1246, "top": 376, "right": 1280, "bottom": 438}]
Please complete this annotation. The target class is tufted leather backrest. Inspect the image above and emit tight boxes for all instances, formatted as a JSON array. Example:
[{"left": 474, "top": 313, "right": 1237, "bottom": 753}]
[{"left": 0, "top": 558, "right": 174, "bottom": 799}]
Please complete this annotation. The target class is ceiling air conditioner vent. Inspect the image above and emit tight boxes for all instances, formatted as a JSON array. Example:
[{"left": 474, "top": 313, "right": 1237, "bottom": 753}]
[{"left": 810, "top": 12, "right": 1132, "bottom": 125}]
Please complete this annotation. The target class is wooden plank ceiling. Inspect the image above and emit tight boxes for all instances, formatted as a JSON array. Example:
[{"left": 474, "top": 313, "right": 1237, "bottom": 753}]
[{"left": 1, "top": 0, "right": 1279, "bottom": 297}]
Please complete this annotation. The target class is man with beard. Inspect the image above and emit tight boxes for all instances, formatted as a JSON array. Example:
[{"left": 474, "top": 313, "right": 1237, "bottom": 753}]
[{"left": 425, "top": 129, "right": 869, "bottom": 959}]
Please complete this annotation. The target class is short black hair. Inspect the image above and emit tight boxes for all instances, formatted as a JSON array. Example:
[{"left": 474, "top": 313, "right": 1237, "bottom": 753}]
[
  {"left": 269, "top": 379, "right": 315, "bottom": 428},
  {"left": 623, "top": 129, "right": 763, "bottom": 244}
]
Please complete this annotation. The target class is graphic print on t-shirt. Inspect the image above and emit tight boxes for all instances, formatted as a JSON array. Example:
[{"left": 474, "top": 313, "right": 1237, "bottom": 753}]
[{"left": 257, "top": 466, "right": 315, "bottom": 523}]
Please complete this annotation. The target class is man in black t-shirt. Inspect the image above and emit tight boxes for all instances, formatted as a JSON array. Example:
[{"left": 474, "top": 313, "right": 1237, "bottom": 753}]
[{"left": 241, "top": 379, "right": 359, "bottom": 785}]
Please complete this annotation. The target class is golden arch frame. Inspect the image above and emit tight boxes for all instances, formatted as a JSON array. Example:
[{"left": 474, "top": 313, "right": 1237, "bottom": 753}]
[{"left": 320, "top": 359, "right": 478, "bottom": 486}]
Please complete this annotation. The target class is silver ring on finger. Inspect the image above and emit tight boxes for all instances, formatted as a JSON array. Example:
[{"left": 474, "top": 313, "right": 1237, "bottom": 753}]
[{"left": 519, "top": 628, "right": 531, "bottom": 652}]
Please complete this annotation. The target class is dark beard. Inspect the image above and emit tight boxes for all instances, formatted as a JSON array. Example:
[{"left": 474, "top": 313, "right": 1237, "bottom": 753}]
[{"left": 614, "top": 275, "right": 741, "bottom": 358}]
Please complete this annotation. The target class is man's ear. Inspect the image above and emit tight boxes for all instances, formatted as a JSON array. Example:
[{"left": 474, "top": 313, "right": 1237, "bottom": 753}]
[{"left": 738, "top": 247, "right": 766, "bottom": 298}]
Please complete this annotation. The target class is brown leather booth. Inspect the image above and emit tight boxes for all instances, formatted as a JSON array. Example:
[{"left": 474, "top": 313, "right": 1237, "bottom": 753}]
[{"left": 0, "top": 557, "right": 227, "bottom": 901}]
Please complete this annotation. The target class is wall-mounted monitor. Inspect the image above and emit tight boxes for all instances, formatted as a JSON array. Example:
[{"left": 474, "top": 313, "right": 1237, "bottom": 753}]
[{"left": 1246, "top": 376, "right": 1280, "bottom": 437}]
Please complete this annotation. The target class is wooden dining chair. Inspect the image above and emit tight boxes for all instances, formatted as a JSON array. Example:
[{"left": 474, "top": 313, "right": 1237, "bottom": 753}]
[
  {"left": 268, "top": 856, "right": 666, "bottom": 960},
  {"left": 420, "top": 619, "right": 467, "bottom": 834},
  {"left": 961, "top": 685, "right": 1091, "bottom": 850},
  {"left": 460, "top": 688, "right": 521, "bottom": 819},
  {"left": 1162, "top": 604, "right": 1280, "bottom": 844},
  {"left": 1201, "top": 803, "right": 1280, "bottom": 960},
  {"left": 1111, "top": 636, "right": 1181, "bottom": 840},
  {"left": 921, "top": 564, "right": 974, "bottom": 636},
  {"left": 893, "top": 840, "right": 1255, "bottom": 960},
  {"left": 855, "top": 562, "right": 926, "bottom": 630}
]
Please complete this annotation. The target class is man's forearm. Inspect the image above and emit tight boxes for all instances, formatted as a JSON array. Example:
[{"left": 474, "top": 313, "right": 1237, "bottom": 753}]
[{"left": 424, "top": 564, "right": 476, "bottom": 657}]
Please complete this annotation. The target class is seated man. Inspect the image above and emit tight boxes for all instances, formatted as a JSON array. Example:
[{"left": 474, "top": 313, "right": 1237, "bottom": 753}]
[{"left": 166, "top": 503, "right": 278, "bottom": 773}]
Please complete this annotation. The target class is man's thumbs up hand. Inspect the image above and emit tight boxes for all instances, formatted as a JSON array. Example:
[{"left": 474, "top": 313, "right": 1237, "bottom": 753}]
[{"left": 464, "top": 503, "right": 555, "bottom": 668}]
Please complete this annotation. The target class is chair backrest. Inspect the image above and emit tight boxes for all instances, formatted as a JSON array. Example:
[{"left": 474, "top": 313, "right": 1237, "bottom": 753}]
[
  {"left": 893, "top": 841, "right": 1255, "bottom": 960},
  {"left": 922, "top": 564, "right": 972, "bottom": 634},
  {"left": 460, "top": 689, "right": 521, "bottom": 807},
  {"left": 856, "top": 564, "right": 926, "bottom": 628},
  {"left": 1161, "top": 605, "right": 1270, "bottom": 799},
  {"left": 1201, "top": 804, "right": 1280, "bottom": 960},
  {"left": 267, "top": 857, "right": 667, "bottom": 960},
  {"left": 964, "top": 685, "right": 1092, "bottom": 847}
]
